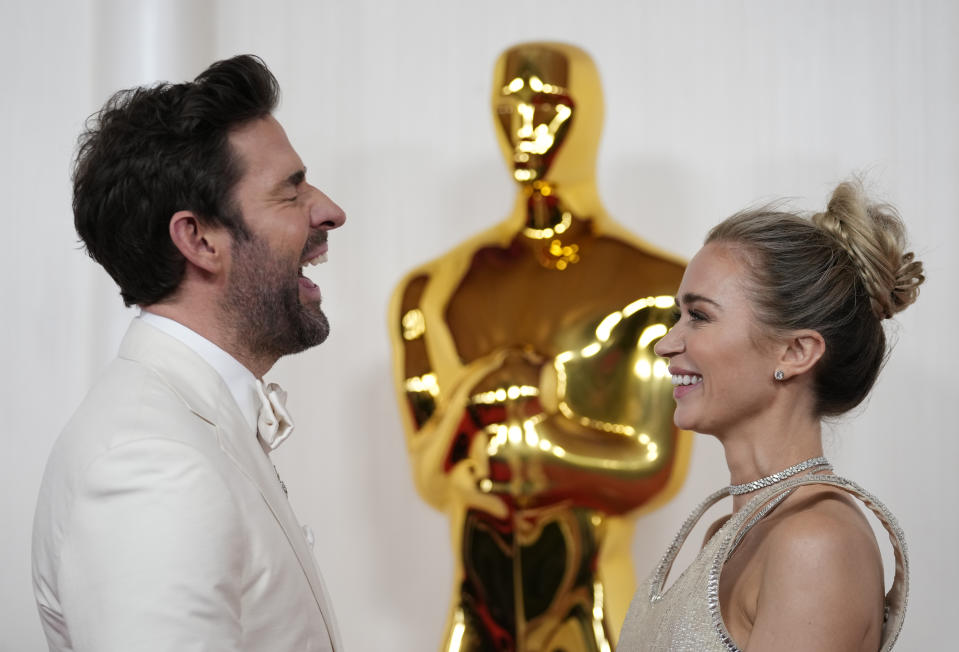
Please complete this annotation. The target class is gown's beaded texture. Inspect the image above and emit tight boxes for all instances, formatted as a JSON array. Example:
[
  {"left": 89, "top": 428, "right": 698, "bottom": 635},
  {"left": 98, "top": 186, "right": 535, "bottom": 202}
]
[{"left": 617, "top": 475, "right": 909, "bottom": 651}]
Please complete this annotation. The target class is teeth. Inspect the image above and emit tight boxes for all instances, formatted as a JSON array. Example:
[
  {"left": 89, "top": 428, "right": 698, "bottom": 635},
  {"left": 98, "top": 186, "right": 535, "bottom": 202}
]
[
  {"left": 671, "top": 374, "right": 702, "bottom": 386},
  {"left": 305, "top": 252, "right": 328, "bottom": 266}
]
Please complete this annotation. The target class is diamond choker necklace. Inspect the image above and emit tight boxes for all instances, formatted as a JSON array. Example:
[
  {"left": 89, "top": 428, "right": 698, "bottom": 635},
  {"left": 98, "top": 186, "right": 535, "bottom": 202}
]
[{"left": 727, "top": 456, "right": 831, "bottom": 495}]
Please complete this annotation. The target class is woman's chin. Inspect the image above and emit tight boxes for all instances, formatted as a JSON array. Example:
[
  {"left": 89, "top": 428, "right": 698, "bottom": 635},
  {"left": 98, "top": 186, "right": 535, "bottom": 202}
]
[{"left": 672, "top": 410, "right": 696, "bottom": 432}]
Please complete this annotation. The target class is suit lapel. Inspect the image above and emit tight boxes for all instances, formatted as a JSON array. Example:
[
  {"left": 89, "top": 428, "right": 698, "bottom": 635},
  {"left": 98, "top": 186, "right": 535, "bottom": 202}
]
[
  {"left": 118, "top": 319, "right": 338, "bottom": 643},
  {"left": 213, "top": 403, "right": 339, "bottom": 633}
]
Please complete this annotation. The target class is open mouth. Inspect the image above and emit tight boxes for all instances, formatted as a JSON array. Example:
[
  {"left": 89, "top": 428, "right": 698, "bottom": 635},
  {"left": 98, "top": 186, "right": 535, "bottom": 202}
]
[
  {"left": 298, "top": 247, "right": 328, "bottom": 301},
  {"left": 671, "top": 374, "right": 702, "bottom": 387}
]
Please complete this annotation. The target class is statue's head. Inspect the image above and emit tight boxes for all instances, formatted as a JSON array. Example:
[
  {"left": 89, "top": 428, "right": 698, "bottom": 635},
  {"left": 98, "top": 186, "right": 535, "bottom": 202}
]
[{"left": 492, "top": 42, "right": 604, "bottom": 186}]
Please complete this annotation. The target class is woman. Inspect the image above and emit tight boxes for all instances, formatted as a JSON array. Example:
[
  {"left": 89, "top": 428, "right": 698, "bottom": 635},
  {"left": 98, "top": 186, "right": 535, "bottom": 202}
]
[{"left": 618, "top": 181, "right": 923, "bottom": 651}]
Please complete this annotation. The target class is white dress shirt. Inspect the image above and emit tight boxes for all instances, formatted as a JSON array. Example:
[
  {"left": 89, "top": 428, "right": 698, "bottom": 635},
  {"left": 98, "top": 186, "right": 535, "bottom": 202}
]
[{"left": 139, "top": 311, "right": 260, "bottom": 434}]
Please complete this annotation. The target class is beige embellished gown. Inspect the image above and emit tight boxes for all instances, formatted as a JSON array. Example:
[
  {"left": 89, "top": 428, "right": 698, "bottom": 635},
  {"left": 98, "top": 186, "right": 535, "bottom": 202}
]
[{"left": 617, "top": 475, "right": 909, "bottom": 651}]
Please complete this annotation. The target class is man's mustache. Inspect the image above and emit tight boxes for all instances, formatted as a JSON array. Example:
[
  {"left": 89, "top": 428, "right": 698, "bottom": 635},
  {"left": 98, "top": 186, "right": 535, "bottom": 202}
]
[{"left": 302, "top": 230, "right": 327, "bottom": 255}]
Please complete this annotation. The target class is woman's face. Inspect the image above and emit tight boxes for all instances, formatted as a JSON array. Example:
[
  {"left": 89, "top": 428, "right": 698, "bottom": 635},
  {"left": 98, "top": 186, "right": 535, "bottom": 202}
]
[{"left": 653, "top": 242, "right": 781, "bottom": 436}]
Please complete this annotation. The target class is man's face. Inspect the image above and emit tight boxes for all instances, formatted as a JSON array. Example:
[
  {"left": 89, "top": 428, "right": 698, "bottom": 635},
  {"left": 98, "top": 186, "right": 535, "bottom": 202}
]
[{"left": 221, "top": 115, "right": 346, "bottom": 361}]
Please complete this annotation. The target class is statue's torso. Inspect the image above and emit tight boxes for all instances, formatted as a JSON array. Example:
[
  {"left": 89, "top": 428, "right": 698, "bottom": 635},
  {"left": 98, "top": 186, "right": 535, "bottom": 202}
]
[{"left": 395, "top": 219, "right": 686, "bottom": 651}]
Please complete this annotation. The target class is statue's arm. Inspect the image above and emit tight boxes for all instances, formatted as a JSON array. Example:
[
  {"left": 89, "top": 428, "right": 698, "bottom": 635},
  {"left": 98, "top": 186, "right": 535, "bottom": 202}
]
[{"left": 388, "top": 270, "right": 506, "bottom": 510}]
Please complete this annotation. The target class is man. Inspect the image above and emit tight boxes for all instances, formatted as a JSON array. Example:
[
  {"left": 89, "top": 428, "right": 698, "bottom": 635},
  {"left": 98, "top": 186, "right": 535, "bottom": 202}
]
[{"left": 32, "top": 55, "right": 345, "bottom": 651}]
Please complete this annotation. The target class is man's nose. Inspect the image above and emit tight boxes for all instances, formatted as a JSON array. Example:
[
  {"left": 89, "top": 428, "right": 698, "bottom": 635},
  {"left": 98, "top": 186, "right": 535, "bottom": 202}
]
[{"left": 308, "top": 186, "right": 346, "bottom": 230}]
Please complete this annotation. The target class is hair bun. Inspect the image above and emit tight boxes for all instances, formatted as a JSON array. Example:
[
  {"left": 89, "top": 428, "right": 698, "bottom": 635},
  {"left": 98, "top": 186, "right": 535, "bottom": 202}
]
[{"left": 811, "top": 181, "right": 924, "bottom": 319}]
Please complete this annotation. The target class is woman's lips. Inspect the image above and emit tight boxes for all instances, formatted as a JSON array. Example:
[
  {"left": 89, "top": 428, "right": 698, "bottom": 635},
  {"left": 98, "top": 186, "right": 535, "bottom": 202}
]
[
  {"left": 673, "top": 382, "right": 700, "bottom": 399},
  {"left": 669, "top": 368, "right": 702, "bottom": 400}
]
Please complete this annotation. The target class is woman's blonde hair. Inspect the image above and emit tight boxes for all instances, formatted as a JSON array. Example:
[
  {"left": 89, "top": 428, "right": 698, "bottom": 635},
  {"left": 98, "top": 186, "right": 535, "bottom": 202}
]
[{"left": 707, "top": 180, "right": 924, "bottom": 416}]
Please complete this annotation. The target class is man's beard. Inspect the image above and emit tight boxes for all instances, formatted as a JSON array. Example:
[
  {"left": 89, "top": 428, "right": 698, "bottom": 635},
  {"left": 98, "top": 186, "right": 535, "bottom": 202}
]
[{"left": 221, "top": 234, "right": 330, "bottom": 362}]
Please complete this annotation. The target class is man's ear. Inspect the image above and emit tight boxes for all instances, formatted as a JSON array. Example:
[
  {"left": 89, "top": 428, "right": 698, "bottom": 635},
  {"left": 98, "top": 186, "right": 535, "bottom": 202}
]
[
  {"left": 777, "top": 329, "right": 826, "bottom": 379},
  {"left": 169, "top": 210, "right": 230, "bottom": 274}
]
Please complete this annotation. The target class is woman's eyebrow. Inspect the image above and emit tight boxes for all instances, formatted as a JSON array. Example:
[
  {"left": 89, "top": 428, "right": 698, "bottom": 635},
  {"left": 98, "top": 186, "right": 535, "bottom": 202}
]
[{"left": 680, "top": 292, "right": 721, "bottom": 308}]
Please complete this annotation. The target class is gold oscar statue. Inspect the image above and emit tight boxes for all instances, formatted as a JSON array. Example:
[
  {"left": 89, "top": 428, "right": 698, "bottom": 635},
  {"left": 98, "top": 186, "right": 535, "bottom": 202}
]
[{"left": 389, "top": 41, "right": 690, "bottom": 651}]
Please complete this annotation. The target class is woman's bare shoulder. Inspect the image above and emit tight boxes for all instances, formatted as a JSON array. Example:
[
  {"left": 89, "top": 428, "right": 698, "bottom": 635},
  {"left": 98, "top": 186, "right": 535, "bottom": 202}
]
[
  {"left": 745, "top": 486, "right": 885, "bottom": 650},
  {"left": 766, "top": 485, "right": 880, "bottom": 556}
]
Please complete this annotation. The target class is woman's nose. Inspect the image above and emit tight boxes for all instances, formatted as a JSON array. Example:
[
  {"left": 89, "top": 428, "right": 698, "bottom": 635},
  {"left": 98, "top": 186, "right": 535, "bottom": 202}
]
[{"left": 653, "top": 325, "right": 681, "bottom": 357}]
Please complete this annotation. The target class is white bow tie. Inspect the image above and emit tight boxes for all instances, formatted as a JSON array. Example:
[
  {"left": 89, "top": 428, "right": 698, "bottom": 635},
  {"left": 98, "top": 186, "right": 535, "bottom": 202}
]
[{"left": 255, "top": 380, "right": 294, "bottom": 450}]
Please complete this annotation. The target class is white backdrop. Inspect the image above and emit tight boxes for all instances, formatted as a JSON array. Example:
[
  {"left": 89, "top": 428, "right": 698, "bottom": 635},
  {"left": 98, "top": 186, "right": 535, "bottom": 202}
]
[{"left": 2, "top": 1, "right": 957, "bottom": 650}]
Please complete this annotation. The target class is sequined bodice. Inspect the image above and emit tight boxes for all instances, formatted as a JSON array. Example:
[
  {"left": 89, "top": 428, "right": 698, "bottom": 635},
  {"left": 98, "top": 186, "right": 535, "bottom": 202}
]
[{"left": 617, "top": 475, "right": 909, "bottom": 651}]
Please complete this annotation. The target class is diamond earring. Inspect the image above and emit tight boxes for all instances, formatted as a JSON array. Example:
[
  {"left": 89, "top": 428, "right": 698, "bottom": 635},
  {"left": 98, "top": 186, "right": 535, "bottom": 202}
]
[{"left": 774, "top": 369, "right": 785, "bottom": 381}]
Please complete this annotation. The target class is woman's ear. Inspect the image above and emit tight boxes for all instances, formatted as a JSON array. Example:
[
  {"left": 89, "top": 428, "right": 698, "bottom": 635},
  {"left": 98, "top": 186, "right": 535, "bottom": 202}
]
[
  {"left": 169, "top": 210, "right": 230, "bottom": 274},
  {"left": 777, "top": 329, "right": 826, "bottom": 379}
]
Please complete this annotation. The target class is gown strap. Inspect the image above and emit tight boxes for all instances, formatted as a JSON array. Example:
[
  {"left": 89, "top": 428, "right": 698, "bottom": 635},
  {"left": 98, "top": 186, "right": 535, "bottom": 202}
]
[
  {"left": 649, "top": 486, "right": 732, "bottom": 600},
  {"left": 719, "top": 474, "right": 909, "bottom": 651}
]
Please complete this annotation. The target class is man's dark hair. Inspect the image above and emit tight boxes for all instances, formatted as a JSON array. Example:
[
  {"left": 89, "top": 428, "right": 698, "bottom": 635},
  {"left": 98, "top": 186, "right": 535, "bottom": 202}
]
[{"left": 73, "top": 54, "right": 280, "bottom": 306}]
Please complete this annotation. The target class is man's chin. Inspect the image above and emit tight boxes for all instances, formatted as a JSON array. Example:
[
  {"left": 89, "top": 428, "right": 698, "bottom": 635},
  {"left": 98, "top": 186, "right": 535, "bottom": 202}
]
[
  {"left": 242, "top": 305, "right": 330, "bottom": 359},
  {"left": 298, "top": 307, "right": 330, "bottom": 348}
]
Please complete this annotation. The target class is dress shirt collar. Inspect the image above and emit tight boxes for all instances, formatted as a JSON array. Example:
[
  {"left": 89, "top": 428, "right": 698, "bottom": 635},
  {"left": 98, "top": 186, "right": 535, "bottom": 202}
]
[{"left": 137, "top": 311, "right": 260, "bottom": 434}]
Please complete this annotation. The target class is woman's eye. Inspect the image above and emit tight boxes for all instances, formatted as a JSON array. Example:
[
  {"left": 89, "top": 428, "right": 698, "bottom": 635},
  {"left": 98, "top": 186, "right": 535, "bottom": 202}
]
[{"left": 689, "top": 310, "right": 708, "bottom": 322}]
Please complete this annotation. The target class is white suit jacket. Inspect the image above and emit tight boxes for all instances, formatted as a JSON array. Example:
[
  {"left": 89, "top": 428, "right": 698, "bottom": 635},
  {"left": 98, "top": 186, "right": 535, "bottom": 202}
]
[{"left": 32, "top": 319, "right": 340, "bottom": 651}]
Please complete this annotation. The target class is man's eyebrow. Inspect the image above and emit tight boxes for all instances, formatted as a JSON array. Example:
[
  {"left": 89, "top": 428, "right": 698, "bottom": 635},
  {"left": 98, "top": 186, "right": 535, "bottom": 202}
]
[
  {"left": 272, "top": 168, "right": 306, "bottom": 193},
  {"left": 286, "top": 168, "right": 306, "bottom": 187},
  {"left": 679, "top": 292, "right": 721, "bottom": 308}
]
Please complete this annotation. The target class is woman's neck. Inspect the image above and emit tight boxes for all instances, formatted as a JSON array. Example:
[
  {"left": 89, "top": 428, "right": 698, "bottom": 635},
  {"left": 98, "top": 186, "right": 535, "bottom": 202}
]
[{"left": 717, "top": 411, "right": 825, "bottom": 512}]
